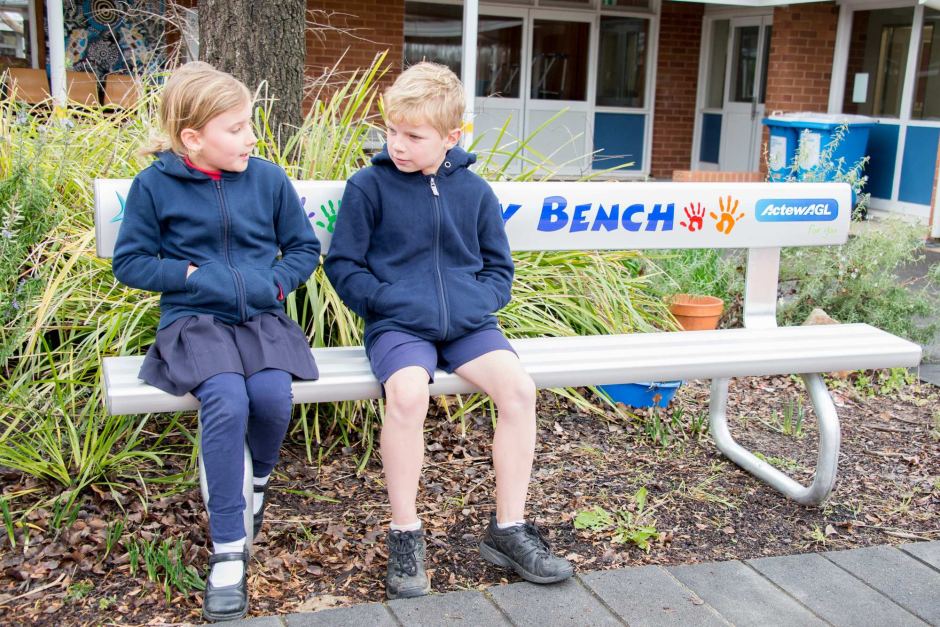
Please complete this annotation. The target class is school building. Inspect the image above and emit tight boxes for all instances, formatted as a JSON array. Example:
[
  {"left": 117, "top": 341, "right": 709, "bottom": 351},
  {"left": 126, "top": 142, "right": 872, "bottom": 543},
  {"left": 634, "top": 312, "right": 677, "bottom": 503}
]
[{"left": 3, "top": 0, "right": 938, "bottom": 233}]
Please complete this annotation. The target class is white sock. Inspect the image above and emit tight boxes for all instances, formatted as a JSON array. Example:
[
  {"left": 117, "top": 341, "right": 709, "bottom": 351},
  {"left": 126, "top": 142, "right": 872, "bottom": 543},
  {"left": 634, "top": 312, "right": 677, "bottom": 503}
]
[
  {"left": 209, "top": 538, "right": 246, "bottom": 587},
  {"left": 390, "top": 520, "right": 422, "bottom": 532},
  {"left": 252, "top": 474, "right": 269, "bottom": 516},
  {"left": 497, "top": 520, "right": 525, "bottom": 529}
]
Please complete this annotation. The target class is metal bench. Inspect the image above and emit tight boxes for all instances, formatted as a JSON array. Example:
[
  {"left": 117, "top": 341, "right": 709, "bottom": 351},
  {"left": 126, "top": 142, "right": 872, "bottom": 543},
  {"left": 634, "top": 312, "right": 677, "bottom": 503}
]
[{"left": 94, "top": 178, "right": 922, "bottom": 544}]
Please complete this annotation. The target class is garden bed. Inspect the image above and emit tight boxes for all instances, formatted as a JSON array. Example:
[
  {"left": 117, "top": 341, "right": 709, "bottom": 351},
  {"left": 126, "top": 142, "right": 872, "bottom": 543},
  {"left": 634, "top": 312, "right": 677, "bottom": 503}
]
[{"left": 0, "top": 370, "right": 937, "bottom": 624}]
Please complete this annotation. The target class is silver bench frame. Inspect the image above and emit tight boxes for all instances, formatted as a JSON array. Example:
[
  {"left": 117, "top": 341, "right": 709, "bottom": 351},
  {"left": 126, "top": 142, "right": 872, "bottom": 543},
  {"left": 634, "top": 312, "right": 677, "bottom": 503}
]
[{"left": 94, "top": 179, "right": 922, "bottom": 547}]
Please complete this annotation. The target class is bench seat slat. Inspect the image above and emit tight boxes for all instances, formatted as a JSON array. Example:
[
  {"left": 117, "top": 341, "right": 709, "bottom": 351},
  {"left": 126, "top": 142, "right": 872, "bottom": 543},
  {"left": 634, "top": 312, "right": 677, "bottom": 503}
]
[{"left": 102, "top": 323, "right": 921, "bottom": 415}]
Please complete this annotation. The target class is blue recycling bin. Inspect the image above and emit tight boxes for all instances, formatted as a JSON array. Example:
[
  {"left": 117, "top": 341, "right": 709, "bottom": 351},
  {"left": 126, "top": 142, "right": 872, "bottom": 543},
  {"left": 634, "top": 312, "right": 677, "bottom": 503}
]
[{"left": 762, "top": 113, "right": 876, "bottom": 181}]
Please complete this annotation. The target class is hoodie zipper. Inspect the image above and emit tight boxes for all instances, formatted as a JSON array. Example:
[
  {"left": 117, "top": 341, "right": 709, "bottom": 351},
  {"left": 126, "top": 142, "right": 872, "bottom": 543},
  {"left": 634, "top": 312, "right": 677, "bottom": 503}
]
[
  {"left": 215, "top": 180, "right": 247, "bottom": 321},
  {"left": 429, "top": 175, "right": 449, "bottom": 339}
]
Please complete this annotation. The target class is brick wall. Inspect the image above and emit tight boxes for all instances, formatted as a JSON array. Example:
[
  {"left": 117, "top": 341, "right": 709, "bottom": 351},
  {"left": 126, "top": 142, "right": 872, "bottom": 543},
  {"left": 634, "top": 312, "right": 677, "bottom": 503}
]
[
  {"left": 764, "top": 2, "right": 839, "bottom": 115},
  {"left": 305, "top": 1, "right": 404, "bottom": 97},
  {"left": 651, "top": 1, "right": 704, "bottom": 179},
  {"left": 672, "top": 170, "right": 763, "bottom": 182}
]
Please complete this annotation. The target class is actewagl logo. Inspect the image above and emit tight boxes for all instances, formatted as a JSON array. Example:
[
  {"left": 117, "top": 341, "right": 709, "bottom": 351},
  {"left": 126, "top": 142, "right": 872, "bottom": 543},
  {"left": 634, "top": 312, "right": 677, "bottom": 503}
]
[{"left": 755, "top": 199, "right": 838, "bottom": 222}]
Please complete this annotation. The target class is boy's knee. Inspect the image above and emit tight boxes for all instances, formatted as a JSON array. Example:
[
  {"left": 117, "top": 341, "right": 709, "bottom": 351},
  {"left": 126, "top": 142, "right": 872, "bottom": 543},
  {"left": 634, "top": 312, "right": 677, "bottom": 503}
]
[
  {"left": 496, "top": 374, "right": 537, "bottom": 414},
  {"left": 383, "top": 386, "right": 429, "bottom": 427}
]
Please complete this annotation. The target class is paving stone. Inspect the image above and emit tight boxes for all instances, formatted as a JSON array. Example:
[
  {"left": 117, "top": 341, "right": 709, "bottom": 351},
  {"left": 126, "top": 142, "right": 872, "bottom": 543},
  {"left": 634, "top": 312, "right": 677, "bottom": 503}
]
[
  {"left": 669, "top": 559, "right": 823, "bottom": 626},
  {"left": 389, "top": 589, "right": 508, "bottom": 626},
  {"left": 228, "top": 617, "right": 284, "bottom": 627},
  {"left": 900, "top": 540, "right": 940, "bottom": 571},
  {"left": 488, "top": 578, "right": 620, "bottom": 626},
  {"left": 825, "top": 545, "right": 940, "bottom": 624},
  {"left": 748, "top": 552, "right": 924, "bottom": 626},
  {"left": 581, "top": 565, "right": 728, "bottom": 626},
  {"left": 284, "top": 602, "right": 397, "bottom": 627}
]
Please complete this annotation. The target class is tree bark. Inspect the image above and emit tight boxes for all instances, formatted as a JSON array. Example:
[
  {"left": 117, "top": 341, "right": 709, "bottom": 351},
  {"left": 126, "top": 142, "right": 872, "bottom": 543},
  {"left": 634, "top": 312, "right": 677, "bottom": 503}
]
[{"left": 199, "top": 0, "right": 305, "bottom": 136}]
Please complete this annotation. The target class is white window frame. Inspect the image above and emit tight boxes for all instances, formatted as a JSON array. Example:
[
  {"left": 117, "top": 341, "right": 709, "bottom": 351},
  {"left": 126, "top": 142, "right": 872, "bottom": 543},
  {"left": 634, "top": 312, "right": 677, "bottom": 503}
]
[
  {"left": 828, "top": 0, "right": 939, "bottom": 217},
  {"left": 404, "top": 0, "right": 659, "bottom": 177}
]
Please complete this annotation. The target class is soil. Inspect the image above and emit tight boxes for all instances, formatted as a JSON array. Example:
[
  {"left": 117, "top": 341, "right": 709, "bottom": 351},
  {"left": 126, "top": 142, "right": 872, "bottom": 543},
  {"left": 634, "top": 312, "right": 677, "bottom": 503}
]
[{"left": 1, "top": 371, "right": 937, "bottom": 625}]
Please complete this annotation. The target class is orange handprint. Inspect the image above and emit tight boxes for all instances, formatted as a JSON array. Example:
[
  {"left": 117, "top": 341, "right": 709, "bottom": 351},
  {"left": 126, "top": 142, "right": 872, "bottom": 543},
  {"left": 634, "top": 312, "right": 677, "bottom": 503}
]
[
  {"left": 709, "top": 196, "right": 744, "bottom": 235},
  {"left": 680, "top": 202, "right": 705, "bottom": 232}
]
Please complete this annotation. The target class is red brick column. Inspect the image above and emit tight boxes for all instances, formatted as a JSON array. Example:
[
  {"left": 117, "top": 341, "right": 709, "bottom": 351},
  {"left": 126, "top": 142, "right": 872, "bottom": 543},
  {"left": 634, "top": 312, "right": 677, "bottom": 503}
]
[
  {"left": 650, "top": 1, "right": 704, "bottom": 179},
  {"left": 764, "top": 2, "right": 839, "bottom": 114},
  {"left": 760, "top": 2, "right": 840, "bottom": 170}
]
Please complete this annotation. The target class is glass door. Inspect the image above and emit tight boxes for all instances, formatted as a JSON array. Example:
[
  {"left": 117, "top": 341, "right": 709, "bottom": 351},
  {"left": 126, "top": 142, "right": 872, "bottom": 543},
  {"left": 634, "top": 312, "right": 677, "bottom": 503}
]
[
  {"left": 719, "top": 16, "right": 772, "bottom": 172},
  {"left": 524, "top": 10, "right": 593, "bottom": 174},
  {"left": 472, "top": 8, "right": 527, "bottom": 171}
]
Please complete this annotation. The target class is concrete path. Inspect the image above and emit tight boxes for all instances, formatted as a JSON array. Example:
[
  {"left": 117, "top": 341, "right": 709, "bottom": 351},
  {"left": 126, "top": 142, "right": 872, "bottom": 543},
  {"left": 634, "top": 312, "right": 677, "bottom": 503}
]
[{"left": 232, "top": 541, "right": 940, "bottom": 626}]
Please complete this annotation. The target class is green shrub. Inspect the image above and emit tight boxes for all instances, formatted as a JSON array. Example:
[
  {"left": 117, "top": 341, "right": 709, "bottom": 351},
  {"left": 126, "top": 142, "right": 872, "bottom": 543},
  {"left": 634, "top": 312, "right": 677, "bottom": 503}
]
[{"left": 779, "top": 219, "right": 939, "bottom": 346}]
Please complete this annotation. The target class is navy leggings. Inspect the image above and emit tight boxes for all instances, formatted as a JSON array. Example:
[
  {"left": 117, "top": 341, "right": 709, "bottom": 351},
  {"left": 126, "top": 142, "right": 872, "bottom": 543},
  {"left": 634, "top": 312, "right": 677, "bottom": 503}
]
[{"left": 193, "top": 368, "right": 292, "bottom": 542}]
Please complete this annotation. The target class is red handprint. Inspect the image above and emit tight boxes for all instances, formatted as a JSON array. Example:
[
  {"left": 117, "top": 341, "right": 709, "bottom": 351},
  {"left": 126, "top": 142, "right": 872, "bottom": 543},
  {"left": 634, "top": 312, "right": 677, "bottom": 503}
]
[{"left": 680, "top": 202, "right": 705, "bottom": 232}]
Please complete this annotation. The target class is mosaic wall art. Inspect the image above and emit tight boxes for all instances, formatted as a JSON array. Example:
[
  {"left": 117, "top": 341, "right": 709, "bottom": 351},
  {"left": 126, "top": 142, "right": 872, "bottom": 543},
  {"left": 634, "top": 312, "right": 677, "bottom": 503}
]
[{"left": 63, "top": 0, "right": 165, "bottom": 78}]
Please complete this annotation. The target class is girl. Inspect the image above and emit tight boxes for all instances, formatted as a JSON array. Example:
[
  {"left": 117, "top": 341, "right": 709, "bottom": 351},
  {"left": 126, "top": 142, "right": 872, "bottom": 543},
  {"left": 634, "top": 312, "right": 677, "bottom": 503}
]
[{"left": 112, "top": 62, "right": 319, "bottom": 621}]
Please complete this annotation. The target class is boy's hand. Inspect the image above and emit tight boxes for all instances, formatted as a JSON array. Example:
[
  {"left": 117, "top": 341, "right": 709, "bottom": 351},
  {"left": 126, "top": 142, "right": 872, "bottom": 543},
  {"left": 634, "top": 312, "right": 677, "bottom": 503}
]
[{"left": 186, "top": 264, "right": 198, "bottom": 278}]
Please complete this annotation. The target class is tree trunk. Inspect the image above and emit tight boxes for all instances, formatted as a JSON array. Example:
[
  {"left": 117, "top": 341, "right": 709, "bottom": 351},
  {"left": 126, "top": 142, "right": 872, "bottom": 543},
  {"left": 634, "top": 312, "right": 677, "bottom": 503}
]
[{"left": 199, "top": 0, "right": 305, "bottom": 137}]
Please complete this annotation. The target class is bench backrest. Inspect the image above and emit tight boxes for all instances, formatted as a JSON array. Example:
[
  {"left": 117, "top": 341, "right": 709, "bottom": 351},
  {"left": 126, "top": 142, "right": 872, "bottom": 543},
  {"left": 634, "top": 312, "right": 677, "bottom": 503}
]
[
  {"left": 94, "top": 180, "right": 851, "bottom": 257},
  {"left": 94, "top": 179, "right": 852, "bottom": 328}
]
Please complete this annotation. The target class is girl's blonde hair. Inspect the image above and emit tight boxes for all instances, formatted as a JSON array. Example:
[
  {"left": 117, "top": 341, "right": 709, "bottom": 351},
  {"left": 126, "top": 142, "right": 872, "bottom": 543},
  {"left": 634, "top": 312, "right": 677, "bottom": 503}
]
[
  {"left": 142, "top": 62, "right": 252, "bottom": 157},
  {"left": 382, "top": 62, "right": 464, "bottom": 137}
]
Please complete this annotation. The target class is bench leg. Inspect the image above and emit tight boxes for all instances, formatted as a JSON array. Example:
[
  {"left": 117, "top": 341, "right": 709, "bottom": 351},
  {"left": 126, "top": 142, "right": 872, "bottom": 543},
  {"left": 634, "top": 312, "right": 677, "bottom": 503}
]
[
  {"left": 708, "top": 374, "right": 840, "bottom": 506},
  {"left": 197, "top": 411, "right": 255, "bottom": 552}
]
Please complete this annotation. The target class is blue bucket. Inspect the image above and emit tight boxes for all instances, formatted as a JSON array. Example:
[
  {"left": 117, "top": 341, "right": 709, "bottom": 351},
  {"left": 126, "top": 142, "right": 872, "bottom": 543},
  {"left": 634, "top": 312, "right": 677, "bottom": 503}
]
[{"left": 598, "top": 381, "right": 682, "bottom": 408}]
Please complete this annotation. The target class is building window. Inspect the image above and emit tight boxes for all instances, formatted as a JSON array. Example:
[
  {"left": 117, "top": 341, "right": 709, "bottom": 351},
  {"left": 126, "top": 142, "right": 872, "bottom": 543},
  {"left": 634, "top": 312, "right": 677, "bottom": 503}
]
[
  {"left": 531, "top": 19, "right": 589, "bottom": 100},
  {"left": 596, "top": 15, "right": 648, "bottom": 108},
  {"left": 478, "top": 15, "right": 523, "bottom": 98},
  {"left": 842, "top": 6, "right": 915, "bottom": 118},
  {"left": 0, "top": 0, "right": 31, "bottom": 67},
  {"left": 404, "top": 2, "right": 463, "bottom": 77},
  {"left": 912, "top": 8, "right": 940, "bottom": 120},
  {"left": 404, "top": 3, "right": 523, "bottom": 99},
  {"left": 705, "top": 19, "right": 729, "bottom": 109}
]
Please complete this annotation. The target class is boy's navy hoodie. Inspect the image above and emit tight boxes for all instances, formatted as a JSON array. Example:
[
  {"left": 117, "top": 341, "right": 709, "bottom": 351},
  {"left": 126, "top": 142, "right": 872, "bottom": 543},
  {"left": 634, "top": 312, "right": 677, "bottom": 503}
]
[
  {"left": 112, "top": 151, "right": 320, "bottom": 329},
  {"left": 324, "top": 146, "right": 514, "bottom": 348}
]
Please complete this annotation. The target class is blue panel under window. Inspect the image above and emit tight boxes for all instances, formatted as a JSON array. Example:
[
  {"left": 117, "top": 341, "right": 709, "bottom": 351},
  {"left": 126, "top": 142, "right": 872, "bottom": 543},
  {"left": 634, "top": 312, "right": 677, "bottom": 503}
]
[
  {"left": 593, "top": 113, "right": 644, "bottom": 171},
  {"left": 899, "top": 126, "right": 940, "bottom": 205},
  {"left": 699, "top": 113, "right": 722, "bottom": 164},
  {"left": 865, "top": 124, "right": 900, "bottom": 200}
]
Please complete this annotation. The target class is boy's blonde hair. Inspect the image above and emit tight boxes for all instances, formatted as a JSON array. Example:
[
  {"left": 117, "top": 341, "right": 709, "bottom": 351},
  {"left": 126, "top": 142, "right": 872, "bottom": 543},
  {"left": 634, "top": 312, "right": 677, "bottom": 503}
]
[
  {"left": 382, "top": 62, "right": 464, "bottom": 137},
  {"left": 142, "top": 62, "right": 252, "bottom": 156}
]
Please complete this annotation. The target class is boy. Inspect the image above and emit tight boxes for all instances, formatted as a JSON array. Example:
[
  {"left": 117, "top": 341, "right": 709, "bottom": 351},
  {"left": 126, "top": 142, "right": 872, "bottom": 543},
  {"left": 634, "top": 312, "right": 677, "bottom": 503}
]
[{"left": 324, "top": 62, "right": 573, "bottom": 599}]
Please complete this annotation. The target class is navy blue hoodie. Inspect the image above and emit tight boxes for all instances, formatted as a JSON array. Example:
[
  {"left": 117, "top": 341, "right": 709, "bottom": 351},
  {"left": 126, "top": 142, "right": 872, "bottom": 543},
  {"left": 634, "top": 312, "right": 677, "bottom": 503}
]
[
  {"left": 112, "top": 151, "right": 320, "bottom": 329},
  {"left": 324, "top": 146, "right": 514, "bottom": 348}
]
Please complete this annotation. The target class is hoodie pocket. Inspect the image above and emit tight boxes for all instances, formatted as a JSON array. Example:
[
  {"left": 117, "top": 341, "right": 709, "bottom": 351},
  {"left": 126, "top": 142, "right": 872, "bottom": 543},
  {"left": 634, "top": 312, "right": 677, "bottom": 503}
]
[
  {"left": 448, "top": 274, "right": 497, "bottom": 334},
  {"left": 371, "top": 278, "right": 438, "bottom": 334},
  {"left": 185, "top": 262, "right": 235, "bottom": 310},
  {"left": 241, "top": 266, "right": 280, "bottom": 312}
]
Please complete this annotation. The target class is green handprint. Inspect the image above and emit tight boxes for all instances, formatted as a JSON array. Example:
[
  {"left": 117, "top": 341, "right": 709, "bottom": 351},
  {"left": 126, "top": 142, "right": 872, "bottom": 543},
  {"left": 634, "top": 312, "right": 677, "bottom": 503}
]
[{"left": 315, "top": 199, "right": 339, "bottom": 233}]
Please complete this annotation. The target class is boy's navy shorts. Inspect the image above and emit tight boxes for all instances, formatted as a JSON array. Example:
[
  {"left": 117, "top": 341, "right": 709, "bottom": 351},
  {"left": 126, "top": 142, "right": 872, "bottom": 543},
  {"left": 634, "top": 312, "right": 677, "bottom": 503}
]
[{"left": 367, "top": 327, "right": 516, "bottom": 384}]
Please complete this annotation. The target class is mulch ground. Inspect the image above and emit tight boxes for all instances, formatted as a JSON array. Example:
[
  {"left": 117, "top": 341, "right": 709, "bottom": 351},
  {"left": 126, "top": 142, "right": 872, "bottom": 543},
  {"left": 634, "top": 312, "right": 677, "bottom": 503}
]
[{"left": 1, "top": 371, "right": 938, "bottom": 625}]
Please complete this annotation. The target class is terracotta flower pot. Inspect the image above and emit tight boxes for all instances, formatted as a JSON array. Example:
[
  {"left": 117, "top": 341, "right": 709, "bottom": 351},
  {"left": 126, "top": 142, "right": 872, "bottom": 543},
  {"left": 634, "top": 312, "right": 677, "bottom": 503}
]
[{"left": 668, "top": 294, "right": 724, "bottom": 331}]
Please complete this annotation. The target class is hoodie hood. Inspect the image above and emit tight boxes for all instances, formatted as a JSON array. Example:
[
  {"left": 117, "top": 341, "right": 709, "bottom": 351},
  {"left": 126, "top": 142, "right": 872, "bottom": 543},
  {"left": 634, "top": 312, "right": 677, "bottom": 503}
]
[
  {"left": 153, "top": 150, "right": 248, "bottom": 181},
  {"left": 371, "top": 145, "right": 477, "bottom": 177}
]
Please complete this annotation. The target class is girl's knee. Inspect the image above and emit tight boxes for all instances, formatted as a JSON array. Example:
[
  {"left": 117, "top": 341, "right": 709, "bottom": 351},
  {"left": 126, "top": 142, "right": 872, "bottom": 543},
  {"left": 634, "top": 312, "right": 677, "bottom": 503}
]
[{"left": 199, "top": 381, "right": 250, "bottom": 430}]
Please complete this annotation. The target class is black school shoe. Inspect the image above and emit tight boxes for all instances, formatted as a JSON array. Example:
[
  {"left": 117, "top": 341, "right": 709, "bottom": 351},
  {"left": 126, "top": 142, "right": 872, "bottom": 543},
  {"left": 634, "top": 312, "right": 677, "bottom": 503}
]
[
  {"left": 480, "top": 514, "right": 574, "bottom": 584},
  {"left": 386, "top": 528, "right": 432, "bottom": 599},
  {"left": 203, "top": 548, "right": 249, "bottom": 622},
  {"left": 253, "top": 483, "right": 268, "bottom": 540}
]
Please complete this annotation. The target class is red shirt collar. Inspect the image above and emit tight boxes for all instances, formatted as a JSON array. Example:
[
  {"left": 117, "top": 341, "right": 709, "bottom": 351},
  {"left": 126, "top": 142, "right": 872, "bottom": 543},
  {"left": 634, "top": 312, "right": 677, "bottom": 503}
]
[{"left": 183, "top": 155, "right": 222, "bottom": 180}]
